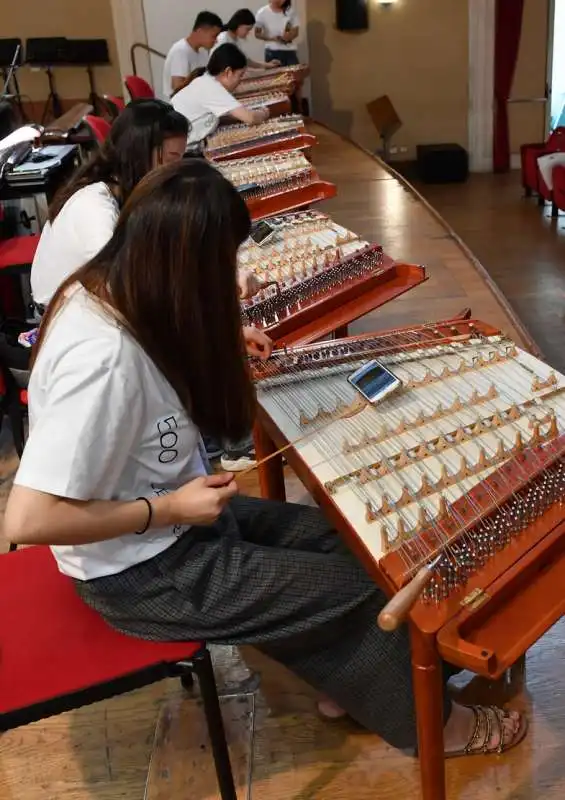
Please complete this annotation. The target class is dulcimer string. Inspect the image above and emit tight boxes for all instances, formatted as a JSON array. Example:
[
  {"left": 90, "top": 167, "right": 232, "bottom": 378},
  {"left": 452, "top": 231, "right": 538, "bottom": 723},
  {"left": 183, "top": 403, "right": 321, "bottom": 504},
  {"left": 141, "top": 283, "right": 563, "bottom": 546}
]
[{"left": 239, "top": 327, "right": 564, "bottom": 579}]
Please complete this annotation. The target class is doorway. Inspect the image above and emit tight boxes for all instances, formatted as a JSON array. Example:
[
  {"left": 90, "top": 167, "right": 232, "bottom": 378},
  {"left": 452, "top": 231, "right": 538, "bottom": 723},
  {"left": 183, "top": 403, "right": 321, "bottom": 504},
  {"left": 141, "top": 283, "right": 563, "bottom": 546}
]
[{"left": 549, "top": 0, "right": 565, "bottom": 129}]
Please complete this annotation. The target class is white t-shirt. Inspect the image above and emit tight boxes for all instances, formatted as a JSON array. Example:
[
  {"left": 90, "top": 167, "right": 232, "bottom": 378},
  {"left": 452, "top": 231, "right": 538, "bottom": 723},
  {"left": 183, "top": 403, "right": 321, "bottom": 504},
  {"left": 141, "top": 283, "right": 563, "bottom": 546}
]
[
  {"left": 31, "top": 182, "right": 119, "bottom": 307},
  {"left": 14, "top": 287, "right": 206, "bottom": 581},
  {"left": 172, "top": 73, "right": 241, "bottom": 131},
  {"left": 255, "top": 5, "right": 299, "bottom": 50},
  {"left": 162, "top": 38, "right": 209, "bottom": 98}
]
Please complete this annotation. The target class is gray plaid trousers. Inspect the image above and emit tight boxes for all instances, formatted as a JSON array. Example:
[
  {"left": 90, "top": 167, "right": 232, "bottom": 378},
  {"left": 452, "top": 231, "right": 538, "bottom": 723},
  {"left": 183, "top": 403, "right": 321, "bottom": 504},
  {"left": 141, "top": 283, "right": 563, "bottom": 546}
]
[{"left": 75, "top": 496, "right": 452, "bottom": 749}]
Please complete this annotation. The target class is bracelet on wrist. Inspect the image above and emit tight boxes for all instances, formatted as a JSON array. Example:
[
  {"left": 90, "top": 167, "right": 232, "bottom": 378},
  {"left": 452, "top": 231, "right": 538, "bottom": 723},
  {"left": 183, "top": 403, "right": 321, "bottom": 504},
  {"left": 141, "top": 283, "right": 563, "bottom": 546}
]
[{"left": 135, "top": 497, "right": 153, "bottom": 535}]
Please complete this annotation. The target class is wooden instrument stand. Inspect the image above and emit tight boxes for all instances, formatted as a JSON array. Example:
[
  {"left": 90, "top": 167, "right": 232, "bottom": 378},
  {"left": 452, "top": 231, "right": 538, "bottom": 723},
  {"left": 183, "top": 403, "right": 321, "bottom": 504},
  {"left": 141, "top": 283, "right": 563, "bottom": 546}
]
[{"left": 252, "top": 313, "right": 565, "bottom": 800}]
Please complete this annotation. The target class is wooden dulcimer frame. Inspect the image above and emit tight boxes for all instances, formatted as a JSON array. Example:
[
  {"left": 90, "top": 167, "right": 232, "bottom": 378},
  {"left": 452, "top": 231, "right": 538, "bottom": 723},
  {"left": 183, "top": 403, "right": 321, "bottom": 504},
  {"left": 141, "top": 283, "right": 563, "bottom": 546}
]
[
  {"left": 251, "top": 314, "right": 565, "bottom": 800},
  {"left": 242, "top": 252, "right": 427, "bottom": 347},
  {"left": 208, "top": 133, "right": 317, "bottom": 161},
  {"left": 241, "top": 171, "right": 336, "bottom": 221}
]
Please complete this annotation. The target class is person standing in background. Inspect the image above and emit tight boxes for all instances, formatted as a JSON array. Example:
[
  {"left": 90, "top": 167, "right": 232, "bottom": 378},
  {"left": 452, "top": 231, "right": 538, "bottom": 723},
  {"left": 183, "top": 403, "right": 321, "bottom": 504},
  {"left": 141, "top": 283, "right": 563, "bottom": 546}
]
[
  {"left": 214, "top": 9, "right": 281, "bottom": 70},
  {"left": 162, "top": 11, "right": 223, "bottom": 99},
  {"left": 255, "top": 0, "right": 300, "bottom": 68},
  {"left": 255, "top": 1, "right": 303, "bottom": 111}
]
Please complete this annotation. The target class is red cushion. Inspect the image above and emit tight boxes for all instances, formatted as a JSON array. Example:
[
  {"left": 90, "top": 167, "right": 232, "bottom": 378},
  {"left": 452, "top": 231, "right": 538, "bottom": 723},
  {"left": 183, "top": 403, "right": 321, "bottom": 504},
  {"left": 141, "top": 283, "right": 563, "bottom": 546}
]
[
  {"left": 0, "top": 235, "right": 40, "bottom": 270},
  {"left": 0, "top": 547, "right": 201, "bottom": 718}
]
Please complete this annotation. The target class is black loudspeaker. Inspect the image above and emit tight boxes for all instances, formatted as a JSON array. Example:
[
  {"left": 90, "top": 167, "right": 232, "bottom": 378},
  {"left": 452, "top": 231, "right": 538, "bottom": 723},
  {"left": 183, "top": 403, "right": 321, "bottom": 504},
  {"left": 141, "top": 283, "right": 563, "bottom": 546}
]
[
  {"left": 336, "top": 0, "right": 369, "bottom": 31},
  {"left": 416, "top": 144, "right": 469, "bottom": 184}
]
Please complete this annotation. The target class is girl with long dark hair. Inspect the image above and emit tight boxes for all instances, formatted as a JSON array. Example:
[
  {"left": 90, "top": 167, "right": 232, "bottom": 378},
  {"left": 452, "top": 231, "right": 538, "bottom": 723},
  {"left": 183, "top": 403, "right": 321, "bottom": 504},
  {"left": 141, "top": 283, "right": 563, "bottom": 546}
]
[
  {"left": 31, "top": 99, "right": 189, "bottom": 309},
  {"left": 6, "top": 159, "right": 526, "bottom": 760}
]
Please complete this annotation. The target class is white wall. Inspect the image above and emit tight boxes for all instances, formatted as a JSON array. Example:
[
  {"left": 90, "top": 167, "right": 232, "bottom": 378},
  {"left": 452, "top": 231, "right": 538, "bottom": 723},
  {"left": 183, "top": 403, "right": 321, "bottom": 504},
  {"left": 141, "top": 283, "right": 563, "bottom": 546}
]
[{"left": 143, "top": 0, "right": 309, "bottom": 99}]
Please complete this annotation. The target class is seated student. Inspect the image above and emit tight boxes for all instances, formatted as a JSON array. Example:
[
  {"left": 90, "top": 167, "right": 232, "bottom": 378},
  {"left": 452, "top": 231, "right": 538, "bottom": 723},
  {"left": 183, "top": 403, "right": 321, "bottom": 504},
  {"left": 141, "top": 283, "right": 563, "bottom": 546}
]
[
  {"left": 162, "top": 11, "right": 223, "bottom": 99},
  {"left": 31, "top": 100, "right": 189, "bottom": 311},
  {"left": 6, "top": 158, "right": 527, "bottom": 760},
  {"left": 172, "top": 43, "right": 270, "bottom": 129},
  {"left": 213, "top": 8, "right": 281, "bottom": 70}
]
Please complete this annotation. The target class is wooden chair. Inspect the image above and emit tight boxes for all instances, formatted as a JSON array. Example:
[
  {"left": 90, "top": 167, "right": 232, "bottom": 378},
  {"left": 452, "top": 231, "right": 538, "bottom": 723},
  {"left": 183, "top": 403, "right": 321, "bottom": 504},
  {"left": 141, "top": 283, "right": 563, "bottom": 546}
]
[{"left": 0, "top": 546, "right": 239, "bottom": 800}]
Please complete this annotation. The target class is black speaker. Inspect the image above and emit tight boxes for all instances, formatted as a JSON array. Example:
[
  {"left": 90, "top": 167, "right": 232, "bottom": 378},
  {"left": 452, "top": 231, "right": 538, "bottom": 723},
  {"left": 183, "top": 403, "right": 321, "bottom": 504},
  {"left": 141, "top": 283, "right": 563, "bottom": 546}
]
[
  {"left": 416, "top": 144, "right": 469, "bottom": 184},
  {"left": 336, "top": 0, "right": 369, "bottom": 31}
]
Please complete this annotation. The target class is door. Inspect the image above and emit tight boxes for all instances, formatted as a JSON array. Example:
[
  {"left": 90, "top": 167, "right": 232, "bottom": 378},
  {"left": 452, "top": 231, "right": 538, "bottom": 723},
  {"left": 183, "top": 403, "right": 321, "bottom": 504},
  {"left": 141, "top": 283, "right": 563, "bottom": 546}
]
[{"left": 548, "top": 0, "right": 565, "bottom": 131}]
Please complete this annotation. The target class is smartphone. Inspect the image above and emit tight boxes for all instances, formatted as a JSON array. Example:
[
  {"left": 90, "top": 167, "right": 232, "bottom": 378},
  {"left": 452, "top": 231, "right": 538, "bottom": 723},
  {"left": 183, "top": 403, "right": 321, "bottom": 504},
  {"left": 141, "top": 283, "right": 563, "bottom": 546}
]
[
  {"left": 250, "top": 220, "right": 277, "bottom": 246},
  {"left": 348, "top": 360, "right": 402, "bottom": 404}
]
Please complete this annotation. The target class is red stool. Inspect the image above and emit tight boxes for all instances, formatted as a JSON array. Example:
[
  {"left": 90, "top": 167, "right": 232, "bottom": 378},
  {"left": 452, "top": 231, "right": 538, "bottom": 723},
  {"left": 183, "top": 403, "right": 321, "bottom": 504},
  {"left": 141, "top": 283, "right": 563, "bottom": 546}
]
[
  {"left": 0, "top": 546, "right": 238, "bottom": 799},
  {"left": 84, "top": 115, "right": 112, "bottom": 145},
  {"left": 125, "top": 75, "right": 155, "bottom": 101},
  {"left": 0, "top": 233, "right": 39, "bottom": 318}
]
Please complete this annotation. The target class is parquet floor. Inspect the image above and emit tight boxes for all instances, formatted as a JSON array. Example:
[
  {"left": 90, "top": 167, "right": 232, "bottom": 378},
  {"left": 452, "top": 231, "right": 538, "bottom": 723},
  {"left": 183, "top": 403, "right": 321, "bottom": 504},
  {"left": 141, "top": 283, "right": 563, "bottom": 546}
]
[{"left": 3, "top": 127, "right": 565, "bottom": 800}]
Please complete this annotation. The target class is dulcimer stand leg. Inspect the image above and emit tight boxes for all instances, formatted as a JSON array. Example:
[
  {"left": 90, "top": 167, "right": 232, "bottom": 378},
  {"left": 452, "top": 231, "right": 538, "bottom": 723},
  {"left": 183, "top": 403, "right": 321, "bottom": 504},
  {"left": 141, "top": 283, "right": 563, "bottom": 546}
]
[
  {"left": 410, "top": 626, "right": 447, "bottom": 800},
  {"left": 253, "top": 421, "right": 286, "bottom": 501}
]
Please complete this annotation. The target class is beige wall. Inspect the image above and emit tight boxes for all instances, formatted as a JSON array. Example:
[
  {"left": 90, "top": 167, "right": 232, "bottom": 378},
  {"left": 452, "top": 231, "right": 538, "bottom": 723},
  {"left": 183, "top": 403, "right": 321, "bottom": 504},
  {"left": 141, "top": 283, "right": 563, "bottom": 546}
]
[
  {"left": 307, "top": 0, "right": 469, "bottom": 159},
  {"left": 306, "top": 0, "right": 549, "bottom": 161},
  {"left": 3, "top": 0, "right": 121, "bottom": 107}
]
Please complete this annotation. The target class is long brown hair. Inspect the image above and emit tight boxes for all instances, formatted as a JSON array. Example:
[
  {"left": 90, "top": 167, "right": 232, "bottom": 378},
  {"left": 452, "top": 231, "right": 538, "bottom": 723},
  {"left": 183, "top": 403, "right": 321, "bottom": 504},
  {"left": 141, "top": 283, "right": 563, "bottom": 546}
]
[
  {"left": 35, "top": 159, "right": 256, "bottom": 441},
  {"left": 49, "top": 100, "right": 189, "bottom": 222}
]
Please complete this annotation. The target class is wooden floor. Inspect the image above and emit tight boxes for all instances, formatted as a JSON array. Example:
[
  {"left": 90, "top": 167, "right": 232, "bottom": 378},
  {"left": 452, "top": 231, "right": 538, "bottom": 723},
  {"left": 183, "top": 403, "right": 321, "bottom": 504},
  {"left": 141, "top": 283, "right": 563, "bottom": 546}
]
[{"left": 3, "top": 127, "right": 565, "bottom": 799}]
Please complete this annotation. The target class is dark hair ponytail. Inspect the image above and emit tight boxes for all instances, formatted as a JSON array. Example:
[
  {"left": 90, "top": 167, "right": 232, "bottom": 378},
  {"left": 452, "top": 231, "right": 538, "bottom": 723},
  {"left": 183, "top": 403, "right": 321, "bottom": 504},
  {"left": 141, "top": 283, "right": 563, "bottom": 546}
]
[
  {"left": 227, "top": 8, "right": 256, "bottom": 30},
  {"left": 49, "top": 99, "right": 188, "bottom": 222}
]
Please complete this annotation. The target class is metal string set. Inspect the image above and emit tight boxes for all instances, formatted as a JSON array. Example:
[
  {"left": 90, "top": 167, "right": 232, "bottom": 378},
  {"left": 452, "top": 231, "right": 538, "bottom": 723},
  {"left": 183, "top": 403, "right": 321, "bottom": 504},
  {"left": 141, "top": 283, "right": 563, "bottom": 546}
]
[
  {"left": 219, "top": 152, "right": 314, "bottom": 198},
  {"left": 207, "top": 115, "right": 304, "bottom": 157},
  {"left": 253, "top": 324, "right": 565, "bottom": 603},
  {"left": 239, "top": 212, "right": 384, "bottom": 327}
]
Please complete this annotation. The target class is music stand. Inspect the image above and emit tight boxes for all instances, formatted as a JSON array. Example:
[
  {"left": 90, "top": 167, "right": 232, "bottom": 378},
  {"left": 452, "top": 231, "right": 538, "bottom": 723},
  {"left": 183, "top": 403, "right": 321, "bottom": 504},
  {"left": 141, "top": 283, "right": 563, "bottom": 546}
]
[
  {"left": 0, "top": 39, "right": 26, "bottom": 122},
  {"left": 26, "top": 38, "right": 67, "bottom": 124},
  {"left": 366, "top": 95, "right": 402, "bottom": 162}
]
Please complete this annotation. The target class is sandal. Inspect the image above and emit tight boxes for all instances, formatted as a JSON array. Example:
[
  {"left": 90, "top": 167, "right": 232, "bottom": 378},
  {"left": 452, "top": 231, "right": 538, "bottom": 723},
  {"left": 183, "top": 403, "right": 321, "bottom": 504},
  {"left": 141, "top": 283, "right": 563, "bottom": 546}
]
[{"left": 446, "top": 705, "right": 528, "bottom": 759}]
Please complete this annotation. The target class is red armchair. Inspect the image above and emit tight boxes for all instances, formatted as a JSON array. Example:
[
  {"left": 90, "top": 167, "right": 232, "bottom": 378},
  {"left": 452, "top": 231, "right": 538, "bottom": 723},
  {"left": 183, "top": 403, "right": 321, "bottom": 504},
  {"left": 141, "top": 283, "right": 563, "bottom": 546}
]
[
  {"left": 552, "top": 165, "right": 565, "bottom": 215},
  {"left": 521, "top": 127, "right": 565, "bottom": 214}
]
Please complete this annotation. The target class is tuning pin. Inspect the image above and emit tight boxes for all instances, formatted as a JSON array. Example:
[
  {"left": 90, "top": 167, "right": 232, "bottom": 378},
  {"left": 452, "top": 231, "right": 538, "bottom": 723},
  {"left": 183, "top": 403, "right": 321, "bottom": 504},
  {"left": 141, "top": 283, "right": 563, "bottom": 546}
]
[
  {"left": 437, "top": 495, "right": 448, "bottom": 519},
  {"left": 358, "top": 468, "right": 373, "bottom": 485},
  {"left": 365, "top": 501, "right": 378, "bottom": 523},
  {"left": 380, "top": 494, "right": 394, "bottom": 515},
  {"left": 419, "top": 474, "right": 434, "bottom": 496}
]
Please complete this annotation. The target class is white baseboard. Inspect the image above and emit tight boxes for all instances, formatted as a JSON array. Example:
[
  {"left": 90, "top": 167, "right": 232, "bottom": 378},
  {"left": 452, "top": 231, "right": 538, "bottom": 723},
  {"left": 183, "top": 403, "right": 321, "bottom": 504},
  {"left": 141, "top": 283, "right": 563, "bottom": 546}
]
[{"left": 510, "top": 153, "right": 521, "bottom": 170}]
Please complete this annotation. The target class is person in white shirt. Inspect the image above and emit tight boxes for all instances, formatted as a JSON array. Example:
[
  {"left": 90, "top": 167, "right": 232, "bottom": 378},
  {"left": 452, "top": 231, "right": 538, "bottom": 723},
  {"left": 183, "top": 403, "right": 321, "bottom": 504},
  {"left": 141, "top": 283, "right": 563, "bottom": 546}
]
[
  {"left": 172, "top": 43, "right": 270, "bottom": 132},
  {"left": 255, "top": 1, "right": 303, "bottom": 111},
  {"left": 213, "top": 8, "right": 281, "bottom": 70},
  {"left": 31, "top": 99, "right": 188, "bottom": 311},
  {"left": 255, "top": 0, "right": 300, "bottom": 67},
  {"left": 5, "top": 162, "right": 527, "bottom": 761},
  {"left": 162, "top": 10, "right": 223, "bottom": 98}
]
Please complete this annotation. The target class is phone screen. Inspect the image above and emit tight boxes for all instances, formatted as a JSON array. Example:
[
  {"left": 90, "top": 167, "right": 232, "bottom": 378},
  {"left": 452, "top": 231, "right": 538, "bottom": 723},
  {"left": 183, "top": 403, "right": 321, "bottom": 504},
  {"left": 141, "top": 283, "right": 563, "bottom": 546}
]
[
  {"left": 250, "top": 220, "right": 276, "bottom": 245},
  {"left": 348, "top": 360, "right": 400, "bottom": 403}
]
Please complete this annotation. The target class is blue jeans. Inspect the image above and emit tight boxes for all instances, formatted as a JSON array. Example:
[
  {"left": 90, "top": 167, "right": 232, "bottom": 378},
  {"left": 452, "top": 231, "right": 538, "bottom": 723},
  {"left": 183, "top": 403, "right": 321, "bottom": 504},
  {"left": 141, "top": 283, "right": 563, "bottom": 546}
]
[{"left": 265, "top": 49, "right": 299, "bottom": 67}]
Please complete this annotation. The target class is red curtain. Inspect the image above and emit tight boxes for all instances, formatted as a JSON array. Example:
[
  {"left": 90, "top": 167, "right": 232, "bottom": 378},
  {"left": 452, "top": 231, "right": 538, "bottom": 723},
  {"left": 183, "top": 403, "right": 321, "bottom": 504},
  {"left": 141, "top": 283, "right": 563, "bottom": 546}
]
[{"left": 493, "top": 0, "right": 525, "bottom": 172}]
